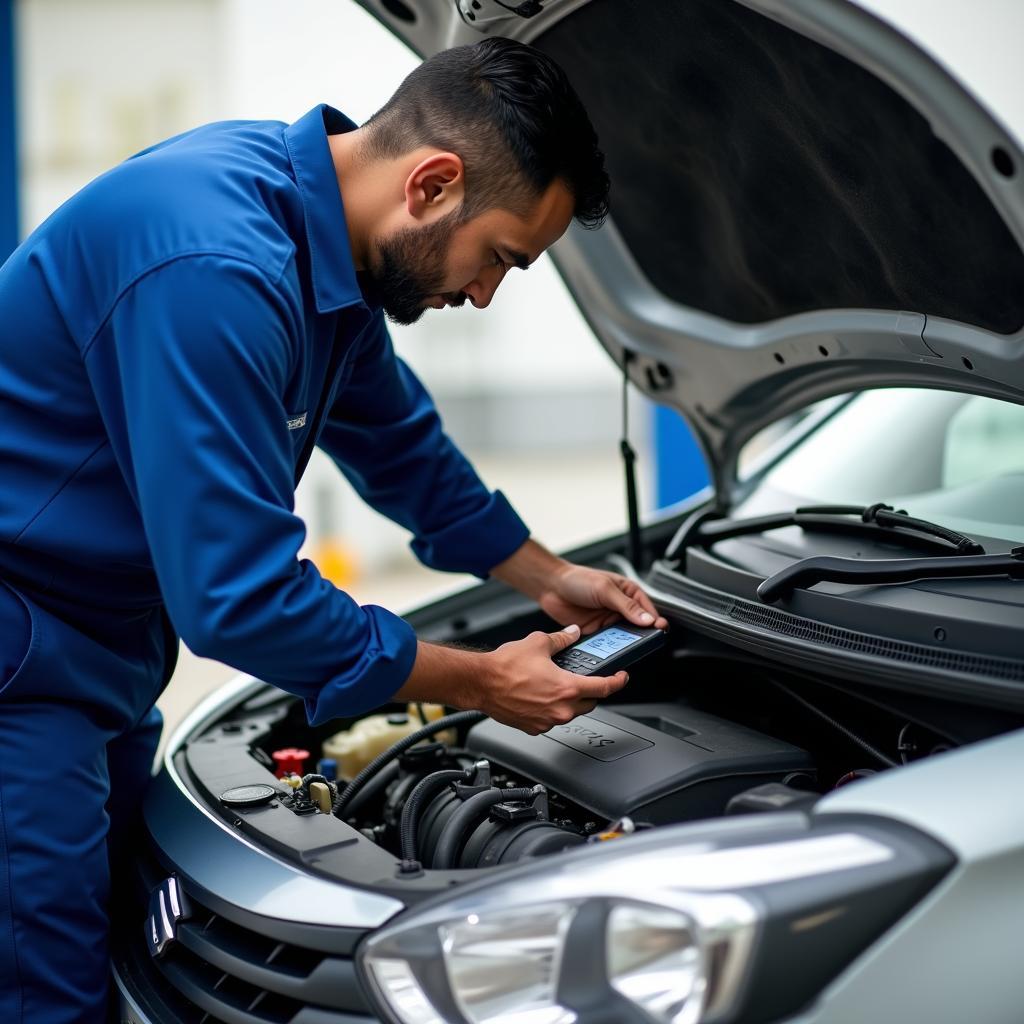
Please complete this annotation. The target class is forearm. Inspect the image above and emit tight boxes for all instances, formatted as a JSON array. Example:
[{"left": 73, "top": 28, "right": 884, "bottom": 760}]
[
  {"left": 489, "top": 537, "right": 569, "bottom": 602},
  {"left": 392, "top": 640, "right": 492, "bottom": 709}
]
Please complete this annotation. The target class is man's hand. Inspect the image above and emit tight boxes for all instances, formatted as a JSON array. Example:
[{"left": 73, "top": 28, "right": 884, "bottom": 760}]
[
  {"left": 395, "top": 625, "right": 628, "bottom": 735},
  {"left": 393, "top": 539, "right": 664, "bottom": 735},
  {"left": 481, "top": 624, "right": 628, "bottom": 734},
  {"left": 491, "top": 538, "right": 669, "bottom": 634},
  {"left": 537, "top": 562, "right": 669, "bottom": 634}
]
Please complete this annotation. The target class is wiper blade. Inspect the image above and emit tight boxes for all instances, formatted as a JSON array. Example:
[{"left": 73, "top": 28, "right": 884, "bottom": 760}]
[
  {"left": 758, "top": 547, "right": 1024, "bottom": 603},
  {"left": 666, "top": 503, "right": 984, "bottom": 560}
]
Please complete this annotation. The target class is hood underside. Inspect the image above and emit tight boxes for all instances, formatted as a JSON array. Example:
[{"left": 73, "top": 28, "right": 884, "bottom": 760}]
[{"left": 357, "top": 0, "right": 1024, "bottom": 501}]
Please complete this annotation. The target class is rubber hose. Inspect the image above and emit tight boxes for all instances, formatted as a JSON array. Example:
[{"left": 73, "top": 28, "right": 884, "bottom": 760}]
[
  {"left": 432, "top": 787, "right": 535, "bottom": 870},
  {"left": 341, "top": 760, "right": 399, "bottom": 821},
  {"left": 334, "top": 710, "right": 485, "bottom": 818},
  {"left": 399, "top": 769, "right": 471, "bottom": 862}
]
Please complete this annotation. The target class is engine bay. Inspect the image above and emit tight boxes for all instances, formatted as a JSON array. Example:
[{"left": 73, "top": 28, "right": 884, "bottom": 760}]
[{"left": 177, "top": 615, "right": 1006, "bottom": 899}]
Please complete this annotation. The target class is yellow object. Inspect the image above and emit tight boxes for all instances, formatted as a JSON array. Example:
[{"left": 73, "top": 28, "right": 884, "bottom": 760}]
[
  {"left": 310, "top": 538, "right": 359, "bottom": 588},
  {"left": 284, "top": 773, "right": 303, "bottom": 789},
  {"left": 308, "top": 781, "right": 333, "bottom": 814},
  {"left": 322, "top": 703, "right": 453, "bottom": 780}
]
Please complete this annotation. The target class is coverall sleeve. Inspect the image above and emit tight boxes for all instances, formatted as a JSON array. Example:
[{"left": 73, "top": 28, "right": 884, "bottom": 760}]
[
  {"left": 317, "top": 315, "right": 530, "bottom": 578},
  {"left": 85, "top": 254, "right": 416, "bottom": 723}
]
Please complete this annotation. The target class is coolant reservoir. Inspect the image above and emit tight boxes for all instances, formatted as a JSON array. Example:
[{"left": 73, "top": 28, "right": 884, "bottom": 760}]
[{"left": 322, "top": 703, "right": 453, "bottom": 780}]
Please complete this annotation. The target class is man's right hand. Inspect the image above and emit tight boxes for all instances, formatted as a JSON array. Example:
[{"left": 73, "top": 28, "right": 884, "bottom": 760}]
[
  {"left": 479, "top": 624, "right": 628, "bottom": 734},
  {"left": 394, "top": 625, "right": 629, "bottom": 735}
]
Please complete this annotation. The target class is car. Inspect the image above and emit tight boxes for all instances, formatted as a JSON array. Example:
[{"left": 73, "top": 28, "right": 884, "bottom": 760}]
[{"left": 111, "top": 1, "right": 1024, "bottom": 1022}]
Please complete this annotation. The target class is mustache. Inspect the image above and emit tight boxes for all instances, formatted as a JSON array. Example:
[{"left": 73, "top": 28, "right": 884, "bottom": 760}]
[{"left": 443, "top": 292, "right": 468, "bottom": 308}]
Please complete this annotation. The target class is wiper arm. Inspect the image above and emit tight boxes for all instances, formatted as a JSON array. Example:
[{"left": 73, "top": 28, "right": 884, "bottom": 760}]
[
  {"left": 757, "top": 547, "right": 1024, "bottom": 603},
  {"left": 666, "top": 503, "right": 984, "bottom": 560}
]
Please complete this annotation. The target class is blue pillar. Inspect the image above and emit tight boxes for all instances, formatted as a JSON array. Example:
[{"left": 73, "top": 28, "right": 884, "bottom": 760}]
[
  {"left": 653, "top": 404, "right": 709, "bottom": 509},
  {"left": 0, "top": 0, "right": 18, "bottom": 261}
]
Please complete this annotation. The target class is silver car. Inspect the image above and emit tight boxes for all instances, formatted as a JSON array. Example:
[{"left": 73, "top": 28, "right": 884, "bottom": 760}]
[{"left": 113, "top": 1, "right": 1024, "bottom": 1022}]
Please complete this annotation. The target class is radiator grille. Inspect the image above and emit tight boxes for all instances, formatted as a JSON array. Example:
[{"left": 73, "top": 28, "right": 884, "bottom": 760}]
[{"left": 113, "top": 848, "right": 374, "bottom": 1024}]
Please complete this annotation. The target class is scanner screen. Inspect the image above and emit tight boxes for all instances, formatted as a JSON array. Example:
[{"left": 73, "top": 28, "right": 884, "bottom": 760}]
[{"left": 575, "top": 627, "right": 638, "bottom": 660}]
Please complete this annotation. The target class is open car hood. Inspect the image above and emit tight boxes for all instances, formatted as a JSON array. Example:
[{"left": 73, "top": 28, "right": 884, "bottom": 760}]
[{"left": 357, "top": 0, "right": 1024, "bottom": 505}]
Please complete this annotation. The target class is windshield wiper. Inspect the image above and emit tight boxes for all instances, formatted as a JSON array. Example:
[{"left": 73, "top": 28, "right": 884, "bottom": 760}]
[
  {"left": 665, "top": 503, "right": 985, "bottom": 560},
  {"left": 757, "top": 547, "right": 1024, "bottom": 603}
]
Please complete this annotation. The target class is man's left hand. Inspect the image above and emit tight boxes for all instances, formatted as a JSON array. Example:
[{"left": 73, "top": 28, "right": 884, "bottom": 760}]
[
  {"left": 491, "top": 539, "right": 668, "bottom": 634},
  {"left": 538, "top": 562, "right": 669, "bottom": 634}
]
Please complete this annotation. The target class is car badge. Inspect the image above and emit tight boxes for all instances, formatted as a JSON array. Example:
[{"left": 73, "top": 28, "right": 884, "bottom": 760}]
[{"left": 145, "top": 875, "right": 191, "bottom": 959}]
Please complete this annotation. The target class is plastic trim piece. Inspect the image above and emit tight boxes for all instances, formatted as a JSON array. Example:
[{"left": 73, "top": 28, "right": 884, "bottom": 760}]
[{"left": 152, "top": 673, "right": 404, "bottom": 929}]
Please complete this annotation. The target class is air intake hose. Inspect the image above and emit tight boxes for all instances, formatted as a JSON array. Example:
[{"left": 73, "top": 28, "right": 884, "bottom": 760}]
[
  {"left": 431, "top": 786, "right": 536, "bottom": 870},
  {"left": 399, "top": 768, "right": 474, "bottom": 863}
]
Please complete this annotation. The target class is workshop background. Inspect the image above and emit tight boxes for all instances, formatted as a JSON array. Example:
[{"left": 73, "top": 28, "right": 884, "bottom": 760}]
[{"left": 4, "top": 0, "right": 709, "bottom": 735}]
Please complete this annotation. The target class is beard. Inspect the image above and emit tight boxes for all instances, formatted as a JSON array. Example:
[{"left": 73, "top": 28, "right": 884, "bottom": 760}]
[{"left": 365, "top": 208, "right": 468, "bottom": 325}]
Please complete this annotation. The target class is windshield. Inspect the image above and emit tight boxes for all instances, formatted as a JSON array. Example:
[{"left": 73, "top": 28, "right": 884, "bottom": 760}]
[{"left": 748, "top": 388, "right": 1024, "bottom": 544}]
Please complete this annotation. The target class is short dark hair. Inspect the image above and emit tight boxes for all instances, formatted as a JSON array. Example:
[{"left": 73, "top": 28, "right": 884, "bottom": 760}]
[{"left": 363, "top": 38, "right": 609, "bottom": 229}]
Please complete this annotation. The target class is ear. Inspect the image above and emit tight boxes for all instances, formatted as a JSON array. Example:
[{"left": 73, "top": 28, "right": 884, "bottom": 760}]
[{"left": 404, "top": 152, "right": 465, "bottom": 219}]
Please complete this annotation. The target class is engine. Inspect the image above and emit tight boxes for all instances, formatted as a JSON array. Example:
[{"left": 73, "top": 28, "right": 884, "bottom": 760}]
[{"left": 322, "top": 702, "right": 815, "bottom": 872}]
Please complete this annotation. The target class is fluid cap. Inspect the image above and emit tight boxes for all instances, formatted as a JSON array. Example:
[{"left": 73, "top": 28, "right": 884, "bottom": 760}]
[
  {"left": 308, "top": 781, "right": 333, "bottom": 814},
  {"left": 220, "top": 784, "right": 277, "bottom": 807},
  {"left": 317, "top": 757, "right": 338, "bottom": 782},
  {"left": 272, "top": 747, "right": 310, "bottom": 778}
]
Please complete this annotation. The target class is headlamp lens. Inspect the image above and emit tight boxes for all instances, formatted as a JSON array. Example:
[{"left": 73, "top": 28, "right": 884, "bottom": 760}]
[
  {"left": 607, "top": 904, "right": 706, "bottom": 1024},
  {"left": 440, "top": 904, "right": 578, "bottom": 1024}
]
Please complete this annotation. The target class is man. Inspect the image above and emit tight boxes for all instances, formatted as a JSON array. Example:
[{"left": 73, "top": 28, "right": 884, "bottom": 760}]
[{"left": 0, "top": 38, "right": 666, "bottom": 1021}]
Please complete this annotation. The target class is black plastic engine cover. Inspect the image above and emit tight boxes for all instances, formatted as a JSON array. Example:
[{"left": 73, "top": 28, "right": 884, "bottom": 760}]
[{"left": 467, "top": 703, "right": 814, "bottom": 824}]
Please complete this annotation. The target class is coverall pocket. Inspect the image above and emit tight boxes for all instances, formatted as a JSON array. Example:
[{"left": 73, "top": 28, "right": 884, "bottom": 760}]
[{"left": 0, "top": 579, "right": 39, "bottom": 695}]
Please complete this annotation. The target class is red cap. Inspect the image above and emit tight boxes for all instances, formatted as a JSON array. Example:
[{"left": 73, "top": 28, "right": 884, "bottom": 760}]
[{"left": 272, "top": 748, "right": 310, "bottom": 778}]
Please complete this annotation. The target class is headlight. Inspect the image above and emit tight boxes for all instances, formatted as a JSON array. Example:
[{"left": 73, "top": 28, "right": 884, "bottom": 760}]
[
  {"left": 360, "top": 816, "right": 952, "bottom": 1024},
  {"left": 606, "top": 904, "right": 704, "bottom": 1024}
]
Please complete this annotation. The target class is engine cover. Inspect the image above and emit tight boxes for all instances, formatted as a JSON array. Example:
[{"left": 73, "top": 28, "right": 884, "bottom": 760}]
[{"left": 466, "top": 703, "right": 814, "bottom": 824}]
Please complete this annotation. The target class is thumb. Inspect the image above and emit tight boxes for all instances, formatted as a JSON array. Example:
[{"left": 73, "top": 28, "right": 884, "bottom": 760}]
[{"left": 548, "top": 623, "right": 581, "bottom": 654}]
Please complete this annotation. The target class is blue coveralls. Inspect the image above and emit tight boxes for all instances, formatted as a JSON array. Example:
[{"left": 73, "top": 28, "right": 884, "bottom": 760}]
[{"left": 0, "top": 104, "right": 529, "bottom": 1021}]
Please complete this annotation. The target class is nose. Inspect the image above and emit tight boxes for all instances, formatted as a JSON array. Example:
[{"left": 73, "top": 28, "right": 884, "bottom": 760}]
[{"left": 463, "top": 263, "right": 505, "bottom": 310}]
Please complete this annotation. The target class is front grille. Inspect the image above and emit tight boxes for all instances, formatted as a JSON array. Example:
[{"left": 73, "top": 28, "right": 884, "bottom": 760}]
[{"left": 113, "top": 847, "right": 376, "bottom": 1024}]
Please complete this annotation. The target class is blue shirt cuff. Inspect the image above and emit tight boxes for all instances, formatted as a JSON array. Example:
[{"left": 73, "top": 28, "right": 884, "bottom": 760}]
[
  {"left": 303, "top": 603, "right": 419, "bottom": 725},
  {"left": 410, "top": 489, "right": 530, "bottom": 578}
]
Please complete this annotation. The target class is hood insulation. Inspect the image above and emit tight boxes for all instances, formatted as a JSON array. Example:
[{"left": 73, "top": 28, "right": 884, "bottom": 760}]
[{"left": 535, "top": 0, "right": 1024, "bottom": 333}]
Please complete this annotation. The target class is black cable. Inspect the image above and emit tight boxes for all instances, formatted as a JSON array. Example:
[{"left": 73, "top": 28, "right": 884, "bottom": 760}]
[
  {"left": 432, "top": 787, "right": 536, "bottom": 870},
  {"left": 399, "top": 768, "right": 473, "bottom": 866},
  {"left": 298, "top": 773, "right": 329, "bottom": 797},
  {"left": 333, "top": 710, "right": 486, "bottom": 818},
  {"left": 765, "top": 676, "right": 898, "bottom": 768}
]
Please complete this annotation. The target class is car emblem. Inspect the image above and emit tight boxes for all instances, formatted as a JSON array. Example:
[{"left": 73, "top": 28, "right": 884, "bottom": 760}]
[{"left": 145, "top": 876, "right": 191, "bottom": 959}]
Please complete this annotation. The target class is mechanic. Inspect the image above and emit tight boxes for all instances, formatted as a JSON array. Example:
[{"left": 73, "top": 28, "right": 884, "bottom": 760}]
[{"left": 0, "top": 37, "right": 668, "bottom": 1023}]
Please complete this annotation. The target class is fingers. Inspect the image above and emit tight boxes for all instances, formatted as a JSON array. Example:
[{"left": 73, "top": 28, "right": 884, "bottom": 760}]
[
  {"left": 597, "top": 576, "right": 656, "bottom": 628},
  {"left": 606, "top": 576, "right": 669, "bottom": 631},
  {"left": 573, "top": 670, "right": 629, "bottom": 701},
  {"left": 546, "top": 623, "right": 581, "bottom": 653}
]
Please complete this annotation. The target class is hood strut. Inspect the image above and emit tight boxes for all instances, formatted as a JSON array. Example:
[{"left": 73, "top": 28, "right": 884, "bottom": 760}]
[{"left": 621, "top": 350, "right": 644, "bottom": 572}]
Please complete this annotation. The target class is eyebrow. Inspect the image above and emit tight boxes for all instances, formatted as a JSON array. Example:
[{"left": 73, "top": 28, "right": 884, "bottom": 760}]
[{"left": 504, "top": 249, "right": 531, "bottom": 271}]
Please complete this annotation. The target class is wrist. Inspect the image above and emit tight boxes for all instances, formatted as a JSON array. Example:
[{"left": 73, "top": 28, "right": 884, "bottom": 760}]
[
  {"left": 394, "top": 640, "right": 491, "bottom": 711},
  {"left": 490, "top": 538, "right": 570, "bottom": 601}
]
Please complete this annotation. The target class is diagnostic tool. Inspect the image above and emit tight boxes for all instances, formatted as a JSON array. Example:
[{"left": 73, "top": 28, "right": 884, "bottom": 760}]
[{"left": 553, "top": 622, "right": 665, "bottom": 676}]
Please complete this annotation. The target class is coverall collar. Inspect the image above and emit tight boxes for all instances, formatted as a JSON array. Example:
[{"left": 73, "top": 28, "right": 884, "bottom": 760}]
[{"left": 284, "top": 104, "right": 370, "bottom": 314}]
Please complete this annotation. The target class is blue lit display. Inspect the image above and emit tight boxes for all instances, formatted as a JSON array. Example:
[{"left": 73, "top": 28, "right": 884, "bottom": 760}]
[{"left": 574, "top": 627, "right": 638, "bottom": 660}]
